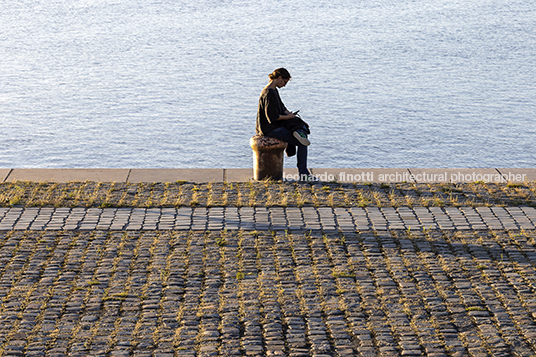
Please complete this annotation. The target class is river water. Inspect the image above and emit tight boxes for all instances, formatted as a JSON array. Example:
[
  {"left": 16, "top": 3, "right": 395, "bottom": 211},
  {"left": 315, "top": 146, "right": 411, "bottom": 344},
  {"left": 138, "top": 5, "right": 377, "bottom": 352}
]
[{"left": 1, "top": 0, "right": 535, "bottom": 168}]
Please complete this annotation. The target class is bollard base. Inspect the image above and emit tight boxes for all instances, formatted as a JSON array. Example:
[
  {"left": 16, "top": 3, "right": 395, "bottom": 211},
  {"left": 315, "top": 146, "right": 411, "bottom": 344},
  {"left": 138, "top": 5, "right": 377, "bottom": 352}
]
[{"left": 250, "top": 135, "right": 287, "bottom": 181}]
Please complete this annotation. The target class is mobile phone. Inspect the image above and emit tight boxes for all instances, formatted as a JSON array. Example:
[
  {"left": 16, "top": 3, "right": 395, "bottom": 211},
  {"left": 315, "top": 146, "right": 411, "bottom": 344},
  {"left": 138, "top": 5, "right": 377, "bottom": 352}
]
[{"left": 293, "top": 110, "right": 300, "bottom": 115}]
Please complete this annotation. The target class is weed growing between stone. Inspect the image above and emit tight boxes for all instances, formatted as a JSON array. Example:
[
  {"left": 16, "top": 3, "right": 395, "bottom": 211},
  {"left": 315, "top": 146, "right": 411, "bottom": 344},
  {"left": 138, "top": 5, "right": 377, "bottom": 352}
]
[{"left": 0, "top": 181, "right": 536, "bottom": 208}]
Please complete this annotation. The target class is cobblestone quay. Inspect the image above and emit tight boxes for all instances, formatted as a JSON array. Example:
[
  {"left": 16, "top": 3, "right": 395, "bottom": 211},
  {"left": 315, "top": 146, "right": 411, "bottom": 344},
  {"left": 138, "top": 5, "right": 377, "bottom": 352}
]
[{"left": 1, "top": 181, "right": 536, "bottom": 356}]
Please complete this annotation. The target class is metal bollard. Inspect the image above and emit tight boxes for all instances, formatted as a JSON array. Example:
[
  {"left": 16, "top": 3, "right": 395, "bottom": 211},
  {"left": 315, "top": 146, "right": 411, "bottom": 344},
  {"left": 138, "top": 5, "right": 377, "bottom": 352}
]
[{"left": 249, "top": 135, "right": 287, "bottom": 180}]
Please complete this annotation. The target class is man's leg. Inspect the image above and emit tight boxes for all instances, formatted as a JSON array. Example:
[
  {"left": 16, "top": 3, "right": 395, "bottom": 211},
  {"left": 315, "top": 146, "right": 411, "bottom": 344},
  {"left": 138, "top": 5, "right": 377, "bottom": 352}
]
[
  {"left": 296, "top": 145, "right": 310, "bottom": 176},
  {"left": 268, "top": 127, "right": 310, "bottom": 176}
]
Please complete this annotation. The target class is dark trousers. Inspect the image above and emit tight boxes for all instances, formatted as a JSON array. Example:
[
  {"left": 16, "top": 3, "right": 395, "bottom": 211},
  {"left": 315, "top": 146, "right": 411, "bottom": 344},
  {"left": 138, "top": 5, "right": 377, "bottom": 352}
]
[{"left": 267, "top": 127, "right": 310, "bottom": 176}]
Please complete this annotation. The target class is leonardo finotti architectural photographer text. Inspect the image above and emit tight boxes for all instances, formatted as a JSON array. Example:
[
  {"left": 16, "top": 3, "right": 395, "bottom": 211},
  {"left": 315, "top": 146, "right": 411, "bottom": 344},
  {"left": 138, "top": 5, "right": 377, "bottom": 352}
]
[{"left": 284, "top": 171, "right": 528, "bottom": 183}]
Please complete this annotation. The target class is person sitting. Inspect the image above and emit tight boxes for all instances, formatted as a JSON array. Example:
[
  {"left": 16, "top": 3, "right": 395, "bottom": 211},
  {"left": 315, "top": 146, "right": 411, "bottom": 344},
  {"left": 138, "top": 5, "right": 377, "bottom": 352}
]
[{"left": 255, "top": 68, "right": 314, "bottom": 181}]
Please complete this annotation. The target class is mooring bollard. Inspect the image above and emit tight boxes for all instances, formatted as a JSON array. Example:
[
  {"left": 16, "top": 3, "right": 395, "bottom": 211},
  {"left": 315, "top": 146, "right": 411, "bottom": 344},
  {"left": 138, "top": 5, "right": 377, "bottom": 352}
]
[{"left": 249, "top": 135, "right": 287, "bottom": 180}]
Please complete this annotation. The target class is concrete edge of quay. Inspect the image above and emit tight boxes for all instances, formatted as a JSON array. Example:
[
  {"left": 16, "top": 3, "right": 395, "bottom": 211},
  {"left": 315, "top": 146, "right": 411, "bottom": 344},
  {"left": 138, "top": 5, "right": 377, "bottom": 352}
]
[{"left": 1, "top": 167, "right": 535, "bottom": 184}]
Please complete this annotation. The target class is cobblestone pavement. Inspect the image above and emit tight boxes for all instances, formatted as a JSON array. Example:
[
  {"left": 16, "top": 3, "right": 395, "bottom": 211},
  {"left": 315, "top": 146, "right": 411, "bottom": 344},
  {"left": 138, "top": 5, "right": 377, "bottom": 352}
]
[
  {"left": 2, "top": 180, "right": 536, "bottom": 356},
  {"left": 1, "top": 206, "right": 536, "bottom": 232},
  {"left": 2, "top": 229, "right": 536, "bottom": 356}
]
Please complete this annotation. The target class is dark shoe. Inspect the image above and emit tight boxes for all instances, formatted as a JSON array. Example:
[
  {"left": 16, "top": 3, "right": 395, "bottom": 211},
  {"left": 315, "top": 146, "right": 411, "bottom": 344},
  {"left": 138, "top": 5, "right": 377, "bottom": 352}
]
[
  {"left": 293, "top": 130, "right": 310, "bottom": 146},
  {"left": 299, "top": 173, "right": 318, "bottom": 182}
]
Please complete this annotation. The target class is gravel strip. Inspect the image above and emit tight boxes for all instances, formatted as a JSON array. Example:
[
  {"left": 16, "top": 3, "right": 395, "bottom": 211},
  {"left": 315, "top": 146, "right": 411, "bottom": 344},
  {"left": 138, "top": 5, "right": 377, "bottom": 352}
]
[{"left": 1, "top": 181, "right": 535, "bottom": 208}]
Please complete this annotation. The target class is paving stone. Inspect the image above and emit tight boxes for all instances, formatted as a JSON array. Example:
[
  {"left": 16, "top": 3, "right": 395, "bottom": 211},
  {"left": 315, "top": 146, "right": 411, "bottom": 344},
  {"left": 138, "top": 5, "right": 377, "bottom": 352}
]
[
  {"left": 1, "top": 205, "right": 536, "bottom": 232},
  {"left": 254, "top": 207, "right": 270, "bottom": 230},
  {"left": 224, "top": 207, "right": 240, "bottom": 230}
]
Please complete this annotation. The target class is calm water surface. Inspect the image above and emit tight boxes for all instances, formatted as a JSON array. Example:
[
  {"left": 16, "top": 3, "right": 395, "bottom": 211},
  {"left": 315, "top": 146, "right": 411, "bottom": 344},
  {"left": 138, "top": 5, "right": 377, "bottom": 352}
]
[{"left": 1, "top": 0, "right": 535, "bottom": 168}]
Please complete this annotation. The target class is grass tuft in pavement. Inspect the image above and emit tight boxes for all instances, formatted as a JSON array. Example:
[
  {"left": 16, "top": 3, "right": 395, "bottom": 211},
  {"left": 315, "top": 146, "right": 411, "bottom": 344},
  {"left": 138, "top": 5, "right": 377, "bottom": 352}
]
[{"left": 1, "top": 181, "right": 535, "bottom": 208}]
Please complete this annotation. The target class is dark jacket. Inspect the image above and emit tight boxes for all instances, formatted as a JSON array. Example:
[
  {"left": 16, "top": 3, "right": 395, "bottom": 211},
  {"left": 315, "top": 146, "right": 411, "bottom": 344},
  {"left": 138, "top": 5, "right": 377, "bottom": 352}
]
[
  {"left": 256, "top": 87, "right": 287, "bottom": 136},
  {"left": 256, "top": 87, "right": 309, "bottom": 157},
  {"left": 282, "top": 116, "right": 310, "bottom": 135}
]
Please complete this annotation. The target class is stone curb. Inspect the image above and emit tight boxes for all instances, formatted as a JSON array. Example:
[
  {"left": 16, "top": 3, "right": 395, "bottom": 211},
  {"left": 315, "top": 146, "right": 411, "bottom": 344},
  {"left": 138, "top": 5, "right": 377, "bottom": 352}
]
[{"left": 2, "top": 168, "right": 535, "bottom": 183}]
